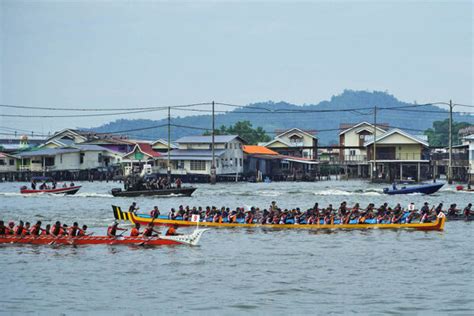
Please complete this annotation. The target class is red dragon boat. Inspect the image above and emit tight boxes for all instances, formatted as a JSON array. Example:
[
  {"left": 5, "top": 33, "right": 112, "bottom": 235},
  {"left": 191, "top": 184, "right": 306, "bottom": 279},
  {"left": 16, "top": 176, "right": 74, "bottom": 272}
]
[
  {"left": 20, "top": 177, "right": 81, "bottom": 195},
  {"left": 0, "top": 229, "right": 207, "bottom": 246}
]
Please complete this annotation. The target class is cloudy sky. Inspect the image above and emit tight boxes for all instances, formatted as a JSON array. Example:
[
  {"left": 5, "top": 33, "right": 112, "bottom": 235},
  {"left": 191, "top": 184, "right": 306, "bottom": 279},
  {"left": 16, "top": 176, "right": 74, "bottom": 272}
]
[{"left": 0, "top": 0, "right": 472, "bottom": 135}]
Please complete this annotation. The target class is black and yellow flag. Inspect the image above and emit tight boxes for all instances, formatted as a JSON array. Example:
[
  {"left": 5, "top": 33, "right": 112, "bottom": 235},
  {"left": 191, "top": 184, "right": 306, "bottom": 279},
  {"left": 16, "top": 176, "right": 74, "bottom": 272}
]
[{"left": 112, "top": 205, "right": 131, "bottom": 221}]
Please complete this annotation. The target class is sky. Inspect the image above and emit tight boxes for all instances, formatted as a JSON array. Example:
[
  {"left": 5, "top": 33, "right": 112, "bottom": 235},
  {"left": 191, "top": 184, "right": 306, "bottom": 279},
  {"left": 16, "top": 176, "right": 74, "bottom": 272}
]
[{"left": 0, "top": 0, "right": 472, "bottom": 135}]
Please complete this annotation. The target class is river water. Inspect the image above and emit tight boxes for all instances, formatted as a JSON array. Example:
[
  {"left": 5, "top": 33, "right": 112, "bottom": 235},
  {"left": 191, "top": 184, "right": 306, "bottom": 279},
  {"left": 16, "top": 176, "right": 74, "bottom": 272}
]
[{"left": 1, "top": 180, "right": 473, "bottom": 314}]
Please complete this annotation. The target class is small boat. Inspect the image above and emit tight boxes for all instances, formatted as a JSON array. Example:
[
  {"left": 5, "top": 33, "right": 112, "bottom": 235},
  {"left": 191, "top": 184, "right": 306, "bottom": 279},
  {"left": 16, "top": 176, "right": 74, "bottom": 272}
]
[
  {"left": 112, "top": 206, "right": 446, "bottom": 231},
  {"left": 455, "top": 185, "right": 474, "bottom": 192},
  {"left": 383, "top": 182, "right": 444, "bottom": 195},
  {"left": 20, "top": 177, "right": 81, "bottom": 195},
  {"left": 111, "top": 186, "right": 197, "bottom": 197},
  {"left": 0, "top": 229, "right": 207, "bottom": 246}
]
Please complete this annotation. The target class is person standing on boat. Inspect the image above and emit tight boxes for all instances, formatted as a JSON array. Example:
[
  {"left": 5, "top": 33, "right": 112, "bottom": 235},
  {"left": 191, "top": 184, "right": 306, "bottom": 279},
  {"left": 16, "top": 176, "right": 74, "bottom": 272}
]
[
  {"left": 128, "top": 202, "right": 139, "bottom": 214},
  {"left": 175, "top": 178, "right": 182, "bottom": 189},
  {"left": 31, "top": 180, "right": 36, "bottom": 190}
]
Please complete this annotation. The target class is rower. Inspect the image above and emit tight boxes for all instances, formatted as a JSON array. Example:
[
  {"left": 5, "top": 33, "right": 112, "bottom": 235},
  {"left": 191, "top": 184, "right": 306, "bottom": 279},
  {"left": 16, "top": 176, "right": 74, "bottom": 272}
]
[
  {"left": 30, "top": 221, "right": 45, "bottom": 236},
  {"left": 68, "top": 222, "right": 83, "bottom": 237},
  {"left": 175, "top": 177, "right": 182, "bottom": 189},
  {"left": 165, "top": 224, "right": 180, "bottom": 236},
  {"left": 130, "top": 223, "right": 141, "bottom": 237},
  {"left": 447, "top": 204, "right": 458, "bottom": 216},
  {"left": 420, "top": 202, "right": 430, "bottom": 223},
  {"left": 44, "top": 224, "right": 51, "bottom": 235},
  {"left": 50, "top": 221, "right": 63, "bottom": 236},
  {"left": 7, "top": 221, "right": 15, "bottom": 235},
  {"left": 434, "top": 203, "right": 443, "bottom": 216},
  {"left": 24, "top": 222, "right": 31, "bottom": 235},
  {"left": 14, "top": 220, "right": 25, "bottom": 236},
  {"left": 0, "top": 221, "right": 6, "bottom": 235},
  {"left": 77, "top": 225, "right": 88, "bottom": 237},
  {"left": 107, "top": 222, "right": 126, "bottom": 237},
  {"left": 464, "top": 203, "right": 472, "bottom": 219},
  {"left": 150, "top": 206, "right": 160, "bottom": 219},
  {"left": 62, "top": 224, "right": 69, "bottom": 235},
  {"left": 168, "top": 208, "right": 176, "bottom": 220},
  {"left": 142, "top": 223, "right": 160, "bottom": 237}
]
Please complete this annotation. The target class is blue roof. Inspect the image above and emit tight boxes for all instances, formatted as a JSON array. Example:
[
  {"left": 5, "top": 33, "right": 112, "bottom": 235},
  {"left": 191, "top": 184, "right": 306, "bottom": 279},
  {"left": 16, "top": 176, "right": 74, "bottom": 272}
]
[{"left": 175, "top": 135, "right": 243, "bottom": 144}]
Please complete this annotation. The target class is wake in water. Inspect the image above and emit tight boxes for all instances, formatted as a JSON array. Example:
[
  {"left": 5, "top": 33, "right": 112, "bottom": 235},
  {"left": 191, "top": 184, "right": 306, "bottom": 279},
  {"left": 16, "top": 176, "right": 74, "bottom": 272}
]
[{"left": 314, "top": 189, "right": 383, "bottom": 196}]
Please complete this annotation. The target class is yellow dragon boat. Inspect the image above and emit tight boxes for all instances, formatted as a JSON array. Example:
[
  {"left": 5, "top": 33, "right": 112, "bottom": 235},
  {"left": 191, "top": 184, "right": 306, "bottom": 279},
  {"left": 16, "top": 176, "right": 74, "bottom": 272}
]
[{"left": 112, "top": 206, "right": 446, "bottom": 231}]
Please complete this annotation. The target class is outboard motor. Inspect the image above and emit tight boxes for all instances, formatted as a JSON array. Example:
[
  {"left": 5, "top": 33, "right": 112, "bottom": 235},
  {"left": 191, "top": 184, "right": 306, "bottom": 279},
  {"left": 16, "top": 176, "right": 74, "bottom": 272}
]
[{"left": 111, "top": 188, "right": 122, "bottom": 196}]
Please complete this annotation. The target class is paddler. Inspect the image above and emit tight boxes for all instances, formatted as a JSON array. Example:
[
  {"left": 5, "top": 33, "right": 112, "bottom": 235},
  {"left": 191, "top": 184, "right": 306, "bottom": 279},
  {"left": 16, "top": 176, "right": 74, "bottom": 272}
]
[
  {"left": 447, "top": 204, "right": 458, "bottom": 216},
  {"left": 30, "top": 221, "right": 46, "bottom": 236},
  {"left": 77, "top": 225, "right": 89, "bottom": 237},
  {"left": 420, "top": 202, "right": 430, "bottom": 223},
  {"left": 7, "top": 221, "right": 15, "bottom": 235},
  {"left": 128, "top": 202, "right": 139, "bottom": 214},
  {"left": 107, "top": 222, "right": 127, "bottom": 238},
  {"left": 142, "top": 223, "right": 160, "bottom": 237},
  {"left": 0, "top": 221, "right": 6, "bottom": 235},
  {"left": 434, "top": 203, "right": 443, "bottom": 216},
  {"left": 463, "top": 203, "right": 472, "bottom": 219},
  {"left": 150, "top": 206, "right": 160, "bottom": 219},
  {"left": 165, "top": 224, "right": 180, "bottom": 236},
  {"left": 14, "top": 220, "right": 25, "bottom": 236},
  {"left": 68, "top": 222, "right": 83, "bottom": 237},
  {"left": 130, "top": 223, "right": 141, "bottom": 237},
  {"left": 50, "top": 221, "right": 63, "bottom": 236}
]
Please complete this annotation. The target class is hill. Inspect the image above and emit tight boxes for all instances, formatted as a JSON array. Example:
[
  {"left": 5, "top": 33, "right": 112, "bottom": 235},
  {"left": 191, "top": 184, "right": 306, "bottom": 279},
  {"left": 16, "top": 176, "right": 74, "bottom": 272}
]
[{"left": 89, "top": 90, "right": 474, "bottom": 145}]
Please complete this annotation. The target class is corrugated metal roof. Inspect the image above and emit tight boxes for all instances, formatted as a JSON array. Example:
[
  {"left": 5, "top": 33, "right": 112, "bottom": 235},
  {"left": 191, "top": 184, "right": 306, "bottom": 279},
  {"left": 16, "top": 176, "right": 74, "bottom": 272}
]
[
  {"left": 175, "top": 135, "right": 241, "bottom": 144},
  {"left": 17, "top": 148, "right": 79, "bottom": 157},
  {"left": 168, "top": 149, "right": 225, "bottom": 157},
  {"left": 243, "top": 145, "right": 278, "bottom": 155}
]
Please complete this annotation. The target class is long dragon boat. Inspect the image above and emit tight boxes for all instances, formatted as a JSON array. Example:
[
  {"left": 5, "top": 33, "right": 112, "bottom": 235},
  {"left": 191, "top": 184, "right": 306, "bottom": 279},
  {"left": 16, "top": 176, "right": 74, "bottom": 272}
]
[
  {"left": 112, "top": 206, "right": 446, "bottom": 231},
  {"left": 0, "top": 229, "right": 207, "bottom": 246}
]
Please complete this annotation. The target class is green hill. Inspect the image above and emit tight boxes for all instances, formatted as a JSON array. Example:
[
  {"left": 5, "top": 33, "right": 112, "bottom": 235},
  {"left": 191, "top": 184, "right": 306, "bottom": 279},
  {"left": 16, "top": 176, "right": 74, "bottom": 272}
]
[{"left": 90, "top": 90, "right": 474, "bottom": 145}]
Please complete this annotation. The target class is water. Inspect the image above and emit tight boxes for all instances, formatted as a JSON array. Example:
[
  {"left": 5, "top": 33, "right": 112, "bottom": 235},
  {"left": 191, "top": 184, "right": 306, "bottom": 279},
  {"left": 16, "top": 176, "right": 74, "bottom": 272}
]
[{"left": 1, "top": 180, "right": 473, "bottom": 314}]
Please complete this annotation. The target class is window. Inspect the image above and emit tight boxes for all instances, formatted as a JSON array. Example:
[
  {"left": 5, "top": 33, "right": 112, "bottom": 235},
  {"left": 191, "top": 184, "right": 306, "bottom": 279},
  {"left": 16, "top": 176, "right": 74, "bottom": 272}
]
[
  {"left": 98, "top": 153, "right": 103, "bottom": 163},
  {"left": 60, "top": 154, "right": 63, "bottom": 163},
  {"left": 225, "top": 144, "right": 228, "bottom": 149},
  {"left": 350, "top": 150, "right": 356, "bottom": 156},
  {"left": 190, "top": 160, "right": 206, "bottom": 171},
  {"left": 234, "top": 158, "right": 237, "bottom": 166},
  {"left": 239, "top": 143, "right": 242, "bottom": 149},
  {"left": 216, "top": 159, "right": 219, "bottom": 168},
  {"left": 239, "top": 158, "right": 242, "bottom": 166},
  {"left": 80, "top": 153, "right": 85, "bottom": 164},
  {"left": 9, "top": 159, "right": 14, "bottom": 166},
  {"left": 0, "top": 159, "right": 5, "bottom": 166}
]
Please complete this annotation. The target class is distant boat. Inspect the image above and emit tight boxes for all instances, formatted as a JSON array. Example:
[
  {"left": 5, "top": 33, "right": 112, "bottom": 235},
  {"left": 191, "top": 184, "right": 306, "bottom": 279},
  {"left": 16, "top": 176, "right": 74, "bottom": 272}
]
[
  {"left": 383, "top": 182, "right": 444, "bottom": 195},
  {"left": 110, "top": 187, "right": 196, "bottom": 198},
  {"left": 20, "top": 177, "right": 81, "bottom": 195}
]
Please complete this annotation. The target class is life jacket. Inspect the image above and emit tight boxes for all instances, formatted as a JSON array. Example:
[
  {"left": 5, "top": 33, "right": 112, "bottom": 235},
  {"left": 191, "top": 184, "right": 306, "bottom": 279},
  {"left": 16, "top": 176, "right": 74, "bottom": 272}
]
[
  {"left": 107, "top": 226, "right": 117, "bottom": 236},
  {"left": 166, "top": 227, "right": 176, "bottom": 236},
  {"left": 50, "top": 225, "right": 62, "bottom": 236},
  {"left": 130, "top": 228, "right": 140, "bottom": 237},
  {"left": 14, "top": 226, "right": 24, "bottom": 235},
  {"left": 143, "top": 228, "right": 153, "bottom": 237},
  {"left": 69, "top": 227, "right": 79, "bottom": 237},
  {"left": 30, "top": 225, "right": 40, "bottom": 236},
  {"left": 77, "top": 230, "right": 85, "bottom": 237}
]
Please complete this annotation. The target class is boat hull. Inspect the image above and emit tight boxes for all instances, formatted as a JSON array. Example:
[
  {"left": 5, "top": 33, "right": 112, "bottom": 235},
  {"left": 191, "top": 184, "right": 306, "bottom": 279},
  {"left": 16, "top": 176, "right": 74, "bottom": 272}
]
[
  {"left": 111, "top": 187, "right": 196, "bottom": 197},
  {"left": 112, "top": 206, "right": 446, "bottom": 231},
  {"left": 0, "top": 235, "right": 182, "bottom": 246},
  {"left": 383, "top": 183, "right": 444, "bottom": 195},
  {"left": 20, "top": 186, "right": 82, "bottom": 195}
]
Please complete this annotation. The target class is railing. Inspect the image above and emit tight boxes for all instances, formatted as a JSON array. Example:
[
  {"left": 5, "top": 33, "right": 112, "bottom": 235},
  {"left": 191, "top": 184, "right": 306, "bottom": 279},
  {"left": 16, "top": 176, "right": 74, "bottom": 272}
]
[
  {"left": 431, "top": 152, "right": 468, "bottom": 161},
  {"left": 372, "top": 153, "right": 426, "bottom": 160}
]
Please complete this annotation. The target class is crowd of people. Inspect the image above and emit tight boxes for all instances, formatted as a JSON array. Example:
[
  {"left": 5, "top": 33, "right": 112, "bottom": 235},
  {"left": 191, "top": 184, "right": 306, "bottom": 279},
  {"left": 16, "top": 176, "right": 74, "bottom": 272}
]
[
  {"left": 139, "top": 201, "right": 472, "bottom": 225},
  {"left": 124, "top": 176, "right": 182, "bottom": 191},
  {"left": 0, "top": 220, "right": 89, "bottom": 237}
]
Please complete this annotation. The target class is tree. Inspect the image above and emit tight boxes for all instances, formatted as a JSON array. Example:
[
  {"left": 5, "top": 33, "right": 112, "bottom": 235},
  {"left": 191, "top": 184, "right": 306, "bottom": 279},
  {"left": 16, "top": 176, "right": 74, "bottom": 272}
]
[
  {"left": 424, "top": 119, "right": 472, "bottom": 146},
  {"left": 203, "top": 121, "right": 271, "bottom": 144}
]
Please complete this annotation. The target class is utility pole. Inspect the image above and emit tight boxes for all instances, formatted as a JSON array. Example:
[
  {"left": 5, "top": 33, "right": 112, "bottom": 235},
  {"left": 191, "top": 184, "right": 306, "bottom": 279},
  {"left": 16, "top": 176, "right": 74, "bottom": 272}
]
[
  {"left": 448, "top": 100, "right": 453, "bottom": 184},
  {"left": 167, "top": 106, "right": 171, "bottom": 184},
  {"left": 210, "top": 101, "right": 216, "bottom": 184},
  {"left": 372, "top": 105, "right": 377, "bottom": 181}
]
